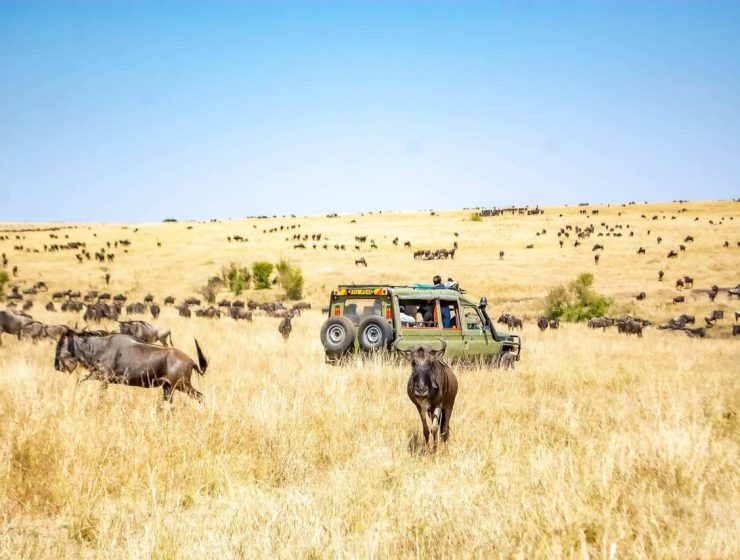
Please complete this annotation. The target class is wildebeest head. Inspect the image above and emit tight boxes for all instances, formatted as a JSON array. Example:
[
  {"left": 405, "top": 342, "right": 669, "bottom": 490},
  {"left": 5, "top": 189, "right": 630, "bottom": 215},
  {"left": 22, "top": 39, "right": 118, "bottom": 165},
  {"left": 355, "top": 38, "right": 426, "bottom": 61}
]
[
  {"left": 54, "top": 332, "right": 78, "bottom": 372},
  {"left": 396, "top": 339, "right": 447, "bottom": 399}
]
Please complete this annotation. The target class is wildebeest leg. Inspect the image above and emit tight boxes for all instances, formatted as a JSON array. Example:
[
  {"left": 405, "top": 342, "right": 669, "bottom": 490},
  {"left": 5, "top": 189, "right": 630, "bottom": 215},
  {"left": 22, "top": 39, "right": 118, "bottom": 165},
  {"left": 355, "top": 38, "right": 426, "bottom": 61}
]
[
  {"left": 441, "top": 403, "right": 454, "bottom": 442},
  {"left": 429, "top": 406, "right": 442, "bottom": 451},
  {"left": 415, "top": 402, "right": 430, "bottom": 443},
  {"left": 177, "top": 382, "right": 203, "bottom": 402},
  {"left": 163, "top": 383, "right": 173, "bottom": 403}
]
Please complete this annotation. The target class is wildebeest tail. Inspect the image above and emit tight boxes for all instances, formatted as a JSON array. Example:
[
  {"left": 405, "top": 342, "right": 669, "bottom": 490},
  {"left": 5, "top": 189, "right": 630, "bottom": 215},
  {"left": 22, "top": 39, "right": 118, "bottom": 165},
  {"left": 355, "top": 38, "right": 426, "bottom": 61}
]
[{"left": 194, "top": 338, "right": 208, "bottom": 375}]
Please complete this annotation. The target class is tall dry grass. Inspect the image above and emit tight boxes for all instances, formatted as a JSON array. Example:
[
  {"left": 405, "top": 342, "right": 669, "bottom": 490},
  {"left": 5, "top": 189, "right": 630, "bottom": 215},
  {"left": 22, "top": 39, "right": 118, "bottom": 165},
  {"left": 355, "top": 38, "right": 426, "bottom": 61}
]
[{"left": 0, "top": 200, "right": 738, "bottom": 558}]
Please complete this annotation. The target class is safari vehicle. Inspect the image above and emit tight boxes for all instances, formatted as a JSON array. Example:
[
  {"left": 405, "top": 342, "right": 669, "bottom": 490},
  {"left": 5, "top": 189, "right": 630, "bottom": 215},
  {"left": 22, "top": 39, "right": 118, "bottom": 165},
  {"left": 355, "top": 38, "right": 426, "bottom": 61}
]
[{"left": 319, "top": 284, "right": 521, "bottom": 364}]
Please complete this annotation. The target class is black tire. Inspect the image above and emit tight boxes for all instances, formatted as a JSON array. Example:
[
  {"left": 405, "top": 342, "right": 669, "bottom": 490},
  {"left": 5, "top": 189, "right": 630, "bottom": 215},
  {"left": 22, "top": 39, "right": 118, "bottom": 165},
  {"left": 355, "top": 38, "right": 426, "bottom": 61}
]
[
  {"left": 357, "top": 316, "right": 393, "bottom": 352},
  {"left": 494, "top": 350, "right": 515, "bottom": 370},
  {"left": 320, "top": 316, "right": 356, "bottom": 353}
]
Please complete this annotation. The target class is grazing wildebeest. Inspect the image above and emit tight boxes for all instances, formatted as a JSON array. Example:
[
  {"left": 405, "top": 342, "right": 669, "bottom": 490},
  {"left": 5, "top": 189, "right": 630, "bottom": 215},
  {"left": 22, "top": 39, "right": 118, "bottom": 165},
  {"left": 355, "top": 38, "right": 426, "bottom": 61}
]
[
  {"left": 21, "top": 320, "right": 46, "bottom": 342},
  {"left": 150, "top": 303, "right": 161, "bottom": 319},
  {"left": 278, "top": 316, "right": 292, "bottom": 339},
  {"left": 176, "top": 304, "right": 191, "bottom": 318},
  {"left": 184, "top": 297, "right": 201, "bottom": 306},
  {"left": 636, "top": 292, "right": 647, "bottom": 301},
  {"left": 537, "top": 316, "right": 549, "bottom": 331},
  {"left": 355, "top": 257, "right": 367, "bottom": 267},
  {"left": 164, "top": 296, "right": 176, "bottom": 305},
  {"left": 733, "top": 325, "right": 740, "bottom": 336},
  {"left": 683, "top": 276, "right": 694, "bottom": 288},
  {"left": 126, "top": 302, "right": 147, "bottom": 314},
  {"left": 54, "top": 331, "right": 208, "bottom": 402},
  {"left": 587, "top": 317, "right": 614, "bottom": 331},
  {"left": 619, "top": 319, "right": 643, "bottom": 337},
  {"left": 45, "top": 301, "right": 56, "bottom": 312},
  {"left": 675, "top": 279, "right": 685, "bottom": 290},
  {"left": 673, "top": 296, "right": 685, "bottom": 304},
  {"left": 658, "top": 270, "right": 664, "bottom": 281},
  {"left": 229, "top": 307, "right": 252, "bottom": 321},
  {"left": 548, "top": 319, "right": 560, "bottom": 329},
  {"left": 398, "top": 340, "right": 458, "bottom": 449},
  {"left": 682, "top": 327, "right": 706, "bottom": 338},
  {"left": 497, "top": 314, "right": 522, "bottom": 330},
  {"left": 667, "top": 250, "right": 678, "bottom": 258},
  {"left": 728, "top": 287, "right": 740, "bottom": 299},
  {"left": 144, "top": 294, "right": 154, "bottom": 303},
  {"left": 0, "top": 310, "right": 34, "bottom": 345},
  {"left": 119, "top": 320, "right": 173, "bottom": 346},
  {"left": 708, "top": 285, "right": 719, "bottom": 302},
  {"left": 637, "top": 247, "right": 646, "bottom": 254}
]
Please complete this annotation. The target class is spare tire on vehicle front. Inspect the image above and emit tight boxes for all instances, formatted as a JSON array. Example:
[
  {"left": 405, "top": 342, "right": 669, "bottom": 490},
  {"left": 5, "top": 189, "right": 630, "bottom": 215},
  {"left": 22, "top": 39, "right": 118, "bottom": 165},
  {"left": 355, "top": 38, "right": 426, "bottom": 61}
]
[
  {"left": 357, "top": 316, "right": 393, "bottom": 352},
  {"left": 320, "top": 316, "right": 356, "bottom": 354}
]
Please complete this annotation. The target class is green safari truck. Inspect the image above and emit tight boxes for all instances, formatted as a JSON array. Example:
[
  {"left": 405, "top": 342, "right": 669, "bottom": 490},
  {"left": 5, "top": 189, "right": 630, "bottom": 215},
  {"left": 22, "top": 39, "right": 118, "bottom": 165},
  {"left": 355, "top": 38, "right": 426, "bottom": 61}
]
[{"left": 319, "top": 284, "right": 521, "bottom": 365}]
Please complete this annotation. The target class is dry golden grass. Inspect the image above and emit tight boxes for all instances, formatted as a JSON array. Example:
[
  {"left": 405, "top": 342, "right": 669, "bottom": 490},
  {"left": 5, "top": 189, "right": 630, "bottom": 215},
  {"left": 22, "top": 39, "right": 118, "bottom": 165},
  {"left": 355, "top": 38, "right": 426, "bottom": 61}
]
[{"left": 1, "top": 200, "right": 738, "bottom": 558}]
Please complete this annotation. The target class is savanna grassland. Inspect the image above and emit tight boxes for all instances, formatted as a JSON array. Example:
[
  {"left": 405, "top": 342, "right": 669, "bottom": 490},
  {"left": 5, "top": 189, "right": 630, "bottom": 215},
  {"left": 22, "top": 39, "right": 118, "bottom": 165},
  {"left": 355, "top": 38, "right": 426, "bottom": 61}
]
[{"left": 1, "top": 200, "right": 738, "bottom": 559}]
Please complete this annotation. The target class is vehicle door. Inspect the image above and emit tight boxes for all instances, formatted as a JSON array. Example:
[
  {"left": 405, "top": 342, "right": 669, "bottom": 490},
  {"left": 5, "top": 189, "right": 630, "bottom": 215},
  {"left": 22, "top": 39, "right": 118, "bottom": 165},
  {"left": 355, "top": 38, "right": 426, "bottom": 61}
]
[{"left": 461, "top": 304, "right": 493, "bottom": 357}]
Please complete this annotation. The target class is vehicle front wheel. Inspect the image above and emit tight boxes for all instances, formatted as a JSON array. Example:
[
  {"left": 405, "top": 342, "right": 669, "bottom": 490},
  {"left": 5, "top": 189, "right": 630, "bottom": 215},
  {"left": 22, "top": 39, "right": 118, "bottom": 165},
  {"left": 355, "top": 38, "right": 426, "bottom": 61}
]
[
  {"left": 494, "top": 350, "right": 515, "bottom": 370},
  {"left": 320, "top": 316, "right": 356, "bottom": 354},
  {"left": 357, "top": 316, "right": 393, "bottom": 352}
]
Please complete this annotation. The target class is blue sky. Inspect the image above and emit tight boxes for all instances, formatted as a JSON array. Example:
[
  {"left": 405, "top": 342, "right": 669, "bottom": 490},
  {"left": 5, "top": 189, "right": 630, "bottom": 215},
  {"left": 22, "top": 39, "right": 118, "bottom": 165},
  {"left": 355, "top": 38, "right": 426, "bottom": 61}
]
[{"left": 1, "top": 1, "right": 739, "bottom": 222}]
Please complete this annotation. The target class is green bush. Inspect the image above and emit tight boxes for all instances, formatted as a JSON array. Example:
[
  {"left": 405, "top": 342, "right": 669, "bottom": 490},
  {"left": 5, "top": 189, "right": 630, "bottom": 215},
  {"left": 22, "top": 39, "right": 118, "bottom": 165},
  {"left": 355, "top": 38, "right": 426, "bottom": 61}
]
[
  {"left": 222, "top": 264, "right": 251, "bottom": 296},
  {"left": 0, "top": 271, "right": 8, "bottom": 300},
  {"left": 276, "top": 259, "right": 304, "bottom": 300},
  {"left": 162, "top": 218, "right": 177, "bottom": 223},
  {"left": 470, "top": 212, "right": 482, "bottom": 222},
  {"left": 252, "top": 262, "right": 274, "bottom": 290},
  {"left": 544, "top": 272, "right": 611, "bottom": 322}
]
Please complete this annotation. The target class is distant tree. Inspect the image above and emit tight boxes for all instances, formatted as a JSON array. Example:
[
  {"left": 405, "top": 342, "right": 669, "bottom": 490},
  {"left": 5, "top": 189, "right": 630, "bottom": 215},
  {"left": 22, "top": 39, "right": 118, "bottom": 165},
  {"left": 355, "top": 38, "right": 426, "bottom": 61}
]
[
  {"left": 470, "top": 212, "right": 482, "bottom": 222},
  {"left": 252, "top": 262, "right": 274, "bottom": 290},
  {"left": 544, "top": 272, "right": 611, "bottom": 322},
  {"left": 222, "top": 263, "right": 251, "bottom": 296},
  {"left": 162, "top": 218, "right": 178, "bottom": 223},
  {"left": 276, "top": 259, "right": 304, "bottom": 300}
]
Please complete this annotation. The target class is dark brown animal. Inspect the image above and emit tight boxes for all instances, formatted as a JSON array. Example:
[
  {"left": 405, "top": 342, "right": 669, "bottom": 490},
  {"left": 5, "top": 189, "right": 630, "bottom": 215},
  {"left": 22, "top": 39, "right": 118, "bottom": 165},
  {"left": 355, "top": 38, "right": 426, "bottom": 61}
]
[
  {"left": 54, "top": 331, "right": 207, "bottom": 402},
  {"left": 278, "top": 316, "right": 292, "bottom": 339},
  {"left": 399, "top": 340, "right": 458, "bottom": 449},
  {"left": 537, "top": 316, "right": 549, "bottom": 331},
  {"left": 0, "top": 310, "right": 34, "bottom": 345},
  {"left": 673, "top": 296, "right": 685, "bottom": 304}
]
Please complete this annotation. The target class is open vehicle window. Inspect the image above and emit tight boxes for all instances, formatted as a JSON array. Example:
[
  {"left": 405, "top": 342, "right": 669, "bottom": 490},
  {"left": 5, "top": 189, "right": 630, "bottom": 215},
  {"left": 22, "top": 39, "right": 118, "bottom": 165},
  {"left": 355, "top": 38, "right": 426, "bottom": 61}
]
[
  {"left": 398, "top": 298, "right": 438, "bottom": 328},
  {"left": 342, "top": 298, "right": 383, "bottom": 325},
  {"left": 462, "top": 306, "right": 485, "bottom": 330}
]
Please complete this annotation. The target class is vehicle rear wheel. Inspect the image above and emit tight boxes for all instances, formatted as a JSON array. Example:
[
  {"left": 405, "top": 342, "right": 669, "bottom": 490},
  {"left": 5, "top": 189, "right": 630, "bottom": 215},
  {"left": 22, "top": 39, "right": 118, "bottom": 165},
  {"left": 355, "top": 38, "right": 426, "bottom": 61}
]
[
  {"left": 320, "top": 316, "right": 356, "bottom": 353},
  {"left": 357, "top": 316, "right": 393, "bottom": 352}
]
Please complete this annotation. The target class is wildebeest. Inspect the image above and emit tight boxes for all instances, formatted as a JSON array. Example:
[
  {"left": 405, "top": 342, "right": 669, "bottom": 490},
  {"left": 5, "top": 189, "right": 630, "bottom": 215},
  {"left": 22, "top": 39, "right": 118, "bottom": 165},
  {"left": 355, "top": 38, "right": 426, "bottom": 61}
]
[
  {"left": 587, "top": 317, "right": 614, "bottom": 331},
  {"left": 536, "top": 316, "right": 549, "bottom": 331},
  {"left": 675, "top": 279, "right": 685, "bottom": 290},
  {"left": 733, "top": 325, "right": 740, "bottom": 336},
  {"left": 499, "top": 251, "right": 504, "bottom": 260},
  {"left": 278, "top": 316, "right": 292, "bottom": 339},
  {"left": 618, "top": 319, "right": 643, "bottom": 337},
  {"left": 150, "top": 303, "right": 161, "bottom": 319},
  {"left": 683, "top": 276, "right": 694, "bottom": 288},
  {"left": 497, "top": 313, "right": 522, "bottom": 330},
  {"left": 164, "top": 296, "right": 176, "bottom": 305},
  {"left": 673, "top": 296, "right": 685, "bottom": 304},
  {"left": 667, "top": 250, "right": 678, "bottom": 258},
  {"left": 548, "top": 319, "right": 560, "bottom": 329},
  {"left": 119, "top": 320, "right": 173, "bottom": 346},
  {"left": 229, "top": 307, "right": 252, "bottom": 321},
  {"left": 355, "top": 257, "right": 367, "bottom": 267},
  {"left": 658, "top": 270, "right": 664, "bottom": 281},
  {"left": 45, "top": 301, "right": 56, "bottom": 312},
  {"left": 708, "top": 285, "right": 719, "bottom": 302},
  {"left": 54, "top": 331, "right": 208, "bottom": 402},
  {"left": 594, "top": 254, "right": 600, "bottom": 264},
  {"left": 398, "top": 340, "right": 458, "bottom": 449},
  {"left": 0, "top": 310, "right": 34, "bottom": 345},
  {"left": 126, "top": 302, "right": 147, "bottom": 314},
  {"left": 176, "top": 304, "right": 191, "bottom": 318},
  {"left": 635, "top": 292, "right": 647, "bottom": 301}
]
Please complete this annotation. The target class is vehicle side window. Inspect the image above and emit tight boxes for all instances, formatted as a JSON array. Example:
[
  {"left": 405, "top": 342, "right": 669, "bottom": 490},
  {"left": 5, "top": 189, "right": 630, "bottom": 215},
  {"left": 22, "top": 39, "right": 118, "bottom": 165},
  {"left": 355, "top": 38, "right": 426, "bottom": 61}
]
[
  {"left": 462, "top": 306, "right": 484, "bottom": 330},
  {"left": 398, "top": 298, "right": 438, "bottom": 328}
]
